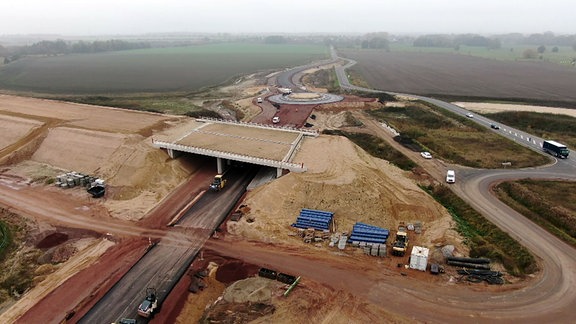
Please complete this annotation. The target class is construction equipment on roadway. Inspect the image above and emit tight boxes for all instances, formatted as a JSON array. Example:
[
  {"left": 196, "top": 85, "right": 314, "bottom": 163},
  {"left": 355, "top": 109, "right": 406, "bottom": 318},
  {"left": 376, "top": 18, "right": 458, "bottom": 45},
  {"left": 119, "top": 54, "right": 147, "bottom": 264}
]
[
  {"left": 209, "top": 174, "right": 227, "bottom": 192},
  {"left": 391, "top": 226, "right": 409, "bottom": 257},
  {"left": 137, "top": 287, "right": 158, "bottom": 318},
  {"left": 112, "top": 319, "right": 136, "bottom": 324}
]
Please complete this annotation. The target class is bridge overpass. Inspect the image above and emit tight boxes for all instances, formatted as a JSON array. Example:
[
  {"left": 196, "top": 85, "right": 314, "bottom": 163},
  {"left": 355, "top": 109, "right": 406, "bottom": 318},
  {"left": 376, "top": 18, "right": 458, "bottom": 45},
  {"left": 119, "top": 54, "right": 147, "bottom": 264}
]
[{"left": 153, "top": 118, "right": 317, "bottom": 177}]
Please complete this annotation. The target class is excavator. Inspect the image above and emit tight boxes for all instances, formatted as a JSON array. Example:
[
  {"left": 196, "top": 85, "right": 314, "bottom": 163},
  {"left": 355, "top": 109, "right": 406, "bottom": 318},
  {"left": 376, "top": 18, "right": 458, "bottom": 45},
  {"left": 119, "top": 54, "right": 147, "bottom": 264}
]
[
  {"left": 209, "top": 174, "right": 227, "bottom": 192},
  {"left": 137, "top": 287, "right": 158, "bottom": 318}
]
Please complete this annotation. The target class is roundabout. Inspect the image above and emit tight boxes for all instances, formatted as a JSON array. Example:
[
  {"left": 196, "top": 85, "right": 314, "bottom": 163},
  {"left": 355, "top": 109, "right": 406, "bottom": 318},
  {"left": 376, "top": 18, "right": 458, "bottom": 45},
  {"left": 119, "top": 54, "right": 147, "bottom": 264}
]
[{"left": 268, "top": 92, "right": 344, "bottom": 105}]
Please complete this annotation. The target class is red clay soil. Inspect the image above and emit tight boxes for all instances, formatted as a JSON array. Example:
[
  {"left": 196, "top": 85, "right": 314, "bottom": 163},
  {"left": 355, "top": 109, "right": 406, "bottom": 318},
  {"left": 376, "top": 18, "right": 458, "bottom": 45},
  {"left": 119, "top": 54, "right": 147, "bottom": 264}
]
[
  {"left": 274, "top": 104, "right": 317, "bottom": 128},
  {"left": 153, "top": 248, "right": 260, "bottom": 324},
  {"left": 137, "top": 158, "right": 215, "bottom": 229},
  {"left": 36, "top": 232, "right": 69, "bottom": 249},
  {"left": 18, "top": 157, "right": 215, "bottom": 323},
  {"left": 271, "top": 95, "right": 377, "bottom": 128},
  {"left": 215, "top": 260, "right": 259, "bottom": 284},
  {"left": 17, "top": 237, "right": 149, "bottom": 324},
  {"left": 34, "top": 227, "right": 102, "bottom": 249},
  {"left": 150, "top": 267, "right": 192, "bottom": 324}
]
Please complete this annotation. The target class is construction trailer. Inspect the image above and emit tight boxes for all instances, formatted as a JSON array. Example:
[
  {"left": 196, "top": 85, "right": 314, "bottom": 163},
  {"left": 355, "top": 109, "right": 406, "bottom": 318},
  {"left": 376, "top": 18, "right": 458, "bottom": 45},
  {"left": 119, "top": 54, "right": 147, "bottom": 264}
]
[{"left": 409, "top": 246, "right": 430, "bottom": 271}]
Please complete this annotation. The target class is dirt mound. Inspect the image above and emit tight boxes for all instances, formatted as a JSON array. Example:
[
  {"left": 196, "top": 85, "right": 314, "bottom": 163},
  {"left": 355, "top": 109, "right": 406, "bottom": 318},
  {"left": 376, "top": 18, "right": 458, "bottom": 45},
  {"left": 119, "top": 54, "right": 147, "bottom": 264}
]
[
  {"left": 223, "top": 277, "right": 280, "bottom": 303},
  {"left": 36, "top": 233, "right": 69, "bottom": 249},
  {"left": 0, "top": 95, "right": 197, "bottom": 222},
  {"left": 231, "top": 135, "right": 451, "bottom": 244},
  {"left": 202, "top": 301, "right": 275, "bottom": 323},
  {"left": 50, "top": 244, "right": 78, "bottom": 263}
]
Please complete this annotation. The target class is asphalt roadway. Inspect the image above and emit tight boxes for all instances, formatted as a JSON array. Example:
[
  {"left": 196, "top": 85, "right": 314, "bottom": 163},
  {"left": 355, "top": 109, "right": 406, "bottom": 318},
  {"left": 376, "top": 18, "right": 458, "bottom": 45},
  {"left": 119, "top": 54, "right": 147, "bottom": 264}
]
[
  {"left": 330, "top": 49, "right": 576, "bottom": 322},
  {"left": 79, "top": 167, "right": 256, "bottom": 323}
]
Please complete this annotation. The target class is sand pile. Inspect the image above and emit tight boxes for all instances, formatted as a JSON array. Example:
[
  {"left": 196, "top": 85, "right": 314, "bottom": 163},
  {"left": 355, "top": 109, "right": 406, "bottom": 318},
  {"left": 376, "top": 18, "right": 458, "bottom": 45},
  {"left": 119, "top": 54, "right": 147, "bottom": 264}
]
[{"left": 229, "top": 135, "right": 451, "bottom": 243}]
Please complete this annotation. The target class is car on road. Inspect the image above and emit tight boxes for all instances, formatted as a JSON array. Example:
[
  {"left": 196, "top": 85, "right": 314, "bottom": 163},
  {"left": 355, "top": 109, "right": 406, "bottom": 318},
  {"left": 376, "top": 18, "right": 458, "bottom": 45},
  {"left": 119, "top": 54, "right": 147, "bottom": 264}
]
[
  {"left": 420, "top": 151, "right": 432, "bottom": 159},
  {"left": 272, "top": 116, "right": 280, "bottom": 124},
  {"left": 446, "top": 170, "right": 456, "bottom": 183},
  {"left": 466, "top": 113, "right": 474, "bottom": 118},
  {"left": 490, "top": 124, "right": 500, "bottom": 130}
]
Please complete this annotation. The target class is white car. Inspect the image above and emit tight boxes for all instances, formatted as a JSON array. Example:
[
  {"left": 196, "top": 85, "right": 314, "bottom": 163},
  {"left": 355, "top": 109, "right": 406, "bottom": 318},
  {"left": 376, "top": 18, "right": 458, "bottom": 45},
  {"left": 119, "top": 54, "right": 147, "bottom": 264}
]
[
  {"left": 272, "top": 116, "right": 280, "bottom": 124},
  {"left": 466, "top": 113, "right": 474, "bottom": 118},
  {"left": 420, "top": 151, "right": 432, "bottom": 159},
  {"left": 446, "top": 170, "right": 456, "bottom": 183}
]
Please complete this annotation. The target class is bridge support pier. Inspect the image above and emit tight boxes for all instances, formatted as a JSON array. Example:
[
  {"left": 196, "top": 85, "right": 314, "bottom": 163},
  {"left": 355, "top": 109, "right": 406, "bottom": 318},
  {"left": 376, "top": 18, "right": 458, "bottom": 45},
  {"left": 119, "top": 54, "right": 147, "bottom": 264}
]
[
  {"left": 167, "top": 149, "right": 181, "bottom": 159},
  {"left": 217, "top": 158, "right": 224, "bottom": 174},
  {"left": 276, "top": 168, "right": 283, "bottom": 178}
]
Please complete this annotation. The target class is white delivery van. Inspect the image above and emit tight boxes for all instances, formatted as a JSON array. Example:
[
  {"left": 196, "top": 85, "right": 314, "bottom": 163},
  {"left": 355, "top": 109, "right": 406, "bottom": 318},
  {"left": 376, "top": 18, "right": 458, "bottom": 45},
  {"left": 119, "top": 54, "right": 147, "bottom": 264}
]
[
  {"left": 257, "top": 97, "right": 263, "bottom": 103},
  {"left": 446, "top": 170, "right": 456, "bottom": 183}
]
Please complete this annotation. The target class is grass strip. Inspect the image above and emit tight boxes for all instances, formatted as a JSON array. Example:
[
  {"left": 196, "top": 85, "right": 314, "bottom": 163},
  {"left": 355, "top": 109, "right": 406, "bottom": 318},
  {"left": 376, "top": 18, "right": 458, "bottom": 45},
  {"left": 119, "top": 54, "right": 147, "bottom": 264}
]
[
  {"left": 494, "top": 180, "right": 576, "bottom": 248},
  {"left": 422, "top": 184, "right": 536, "bottom": 276}
]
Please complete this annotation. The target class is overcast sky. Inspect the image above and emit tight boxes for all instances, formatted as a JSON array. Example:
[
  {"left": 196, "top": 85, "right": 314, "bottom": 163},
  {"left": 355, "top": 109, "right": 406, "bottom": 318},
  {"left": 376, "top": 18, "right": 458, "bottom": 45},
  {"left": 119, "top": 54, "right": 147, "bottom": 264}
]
[{"left": 1, "top": 0, "right": 574, "bottom": 36}]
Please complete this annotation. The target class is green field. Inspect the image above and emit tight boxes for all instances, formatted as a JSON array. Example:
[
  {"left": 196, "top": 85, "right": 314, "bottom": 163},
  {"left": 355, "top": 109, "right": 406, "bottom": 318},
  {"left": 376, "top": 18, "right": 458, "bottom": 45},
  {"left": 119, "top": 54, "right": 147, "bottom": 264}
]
[
  {"left": 366, "top": 101, "right": 551, "bottom": 169},
  {"left": 0, "top": 43, "right": 328, "bottom": 93},
  {"left": 390, "top": 44, "right": 576, "bottom": 67}
]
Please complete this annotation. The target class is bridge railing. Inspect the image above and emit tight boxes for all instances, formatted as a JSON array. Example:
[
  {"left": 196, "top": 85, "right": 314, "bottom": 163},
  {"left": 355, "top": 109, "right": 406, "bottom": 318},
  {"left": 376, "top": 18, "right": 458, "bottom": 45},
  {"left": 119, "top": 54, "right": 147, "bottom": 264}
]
[{"left": 196, "top": 117, "right": 319, "bottom": 137}]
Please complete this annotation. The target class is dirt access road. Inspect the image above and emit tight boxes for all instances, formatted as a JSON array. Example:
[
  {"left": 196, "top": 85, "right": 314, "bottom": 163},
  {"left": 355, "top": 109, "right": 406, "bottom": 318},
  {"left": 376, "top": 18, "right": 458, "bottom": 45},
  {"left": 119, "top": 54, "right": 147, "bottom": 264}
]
[{"left": 353, "top": 113, "right": 576, "bottom": 322}]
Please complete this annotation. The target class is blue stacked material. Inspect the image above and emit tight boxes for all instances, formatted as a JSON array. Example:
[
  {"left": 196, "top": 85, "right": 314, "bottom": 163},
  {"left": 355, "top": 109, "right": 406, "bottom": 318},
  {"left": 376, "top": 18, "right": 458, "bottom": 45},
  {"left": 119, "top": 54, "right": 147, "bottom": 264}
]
[
  {"left": 348, "top": 235, "right": 386, "bottom": 244},
  {"left": 292, "top": 208, "right": 334, "bottom": 231},
  {"left": 349, "top": 222, "right": 389, "bottom": 244},
  {"left": 352, "top": 225, "right": 389, "bottom": 238}
]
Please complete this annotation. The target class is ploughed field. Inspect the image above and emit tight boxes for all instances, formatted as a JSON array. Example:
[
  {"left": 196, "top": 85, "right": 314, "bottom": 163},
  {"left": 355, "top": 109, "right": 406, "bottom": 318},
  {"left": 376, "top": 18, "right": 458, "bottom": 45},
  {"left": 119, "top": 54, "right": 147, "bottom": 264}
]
[
  {"left": 340, "top": 49, "right": 576, "bottom": 103},
  {"left": 0, "top": 43, "right": 328, "bottom": 93}
]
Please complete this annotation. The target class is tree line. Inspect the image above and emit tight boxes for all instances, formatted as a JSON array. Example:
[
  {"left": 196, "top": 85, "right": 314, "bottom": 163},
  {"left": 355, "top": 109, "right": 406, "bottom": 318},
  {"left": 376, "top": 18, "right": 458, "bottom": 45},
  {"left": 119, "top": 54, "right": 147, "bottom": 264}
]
[
  {"left": 412, "top": 32, "right": 576, "bottom": 51},
  {"left": 413, "top": 34, "right": 502, "bottom": 49},
  {"left": 326, "top": 32, "right": 576, "bottom": 52},
  {"left": 1, "top": 39, "right": 151, "bottom": 63}
]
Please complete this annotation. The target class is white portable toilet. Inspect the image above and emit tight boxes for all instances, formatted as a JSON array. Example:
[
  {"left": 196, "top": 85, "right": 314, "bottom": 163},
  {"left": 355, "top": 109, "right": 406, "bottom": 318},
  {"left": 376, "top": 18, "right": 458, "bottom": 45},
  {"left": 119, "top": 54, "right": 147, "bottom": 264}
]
[{"left": 409, "top": 246, "right": 430, "bottom": 271}]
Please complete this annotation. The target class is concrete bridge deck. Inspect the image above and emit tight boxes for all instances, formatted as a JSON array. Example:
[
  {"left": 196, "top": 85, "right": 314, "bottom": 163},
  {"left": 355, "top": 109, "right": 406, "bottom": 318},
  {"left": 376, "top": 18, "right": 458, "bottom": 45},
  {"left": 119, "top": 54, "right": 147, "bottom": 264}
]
[{"left": 153, "top": 118, "right": 317, "bottom": 174}]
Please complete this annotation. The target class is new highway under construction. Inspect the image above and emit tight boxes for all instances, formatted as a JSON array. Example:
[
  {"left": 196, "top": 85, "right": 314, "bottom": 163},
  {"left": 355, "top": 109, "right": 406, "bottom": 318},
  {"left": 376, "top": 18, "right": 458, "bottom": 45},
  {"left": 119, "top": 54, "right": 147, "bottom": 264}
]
[
  {"left": 79, "top": 167, "right": 257, "bottom": 322},
  {"left": 1, "top": 50, "right": 576, "bottom": 324}
]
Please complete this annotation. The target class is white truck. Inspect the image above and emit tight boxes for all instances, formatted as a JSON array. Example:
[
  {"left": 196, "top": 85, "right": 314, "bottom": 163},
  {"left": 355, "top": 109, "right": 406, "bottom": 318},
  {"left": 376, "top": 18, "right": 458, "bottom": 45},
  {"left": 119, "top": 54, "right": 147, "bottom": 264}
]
[
  {"left": 446, "top": 170, "right": 456, "bottom": 183},
  {"left": 278, "top": 87, "right": 292, "bottom": 95}
]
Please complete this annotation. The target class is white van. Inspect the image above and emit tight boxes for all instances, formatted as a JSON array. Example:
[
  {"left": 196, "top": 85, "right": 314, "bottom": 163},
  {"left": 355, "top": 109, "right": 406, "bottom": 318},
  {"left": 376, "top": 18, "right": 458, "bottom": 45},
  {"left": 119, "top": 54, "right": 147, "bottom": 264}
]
[
  {"left": 446, "top": 170, "right": 456, "bottom": 183},
  {"left": 257, "top": 97, "right": 263, "bottom": 103}
]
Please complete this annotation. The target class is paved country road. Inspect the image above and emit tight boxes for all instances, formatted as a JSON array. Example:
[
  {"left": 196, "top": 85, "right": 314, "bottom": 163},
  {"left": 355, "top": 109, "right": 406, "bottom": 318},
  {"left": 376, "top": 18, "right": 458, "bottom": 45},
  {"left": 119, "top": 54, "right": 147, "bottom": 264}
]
[{"left": 326, "top": 49, "right": 576, "bottom": 322}]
